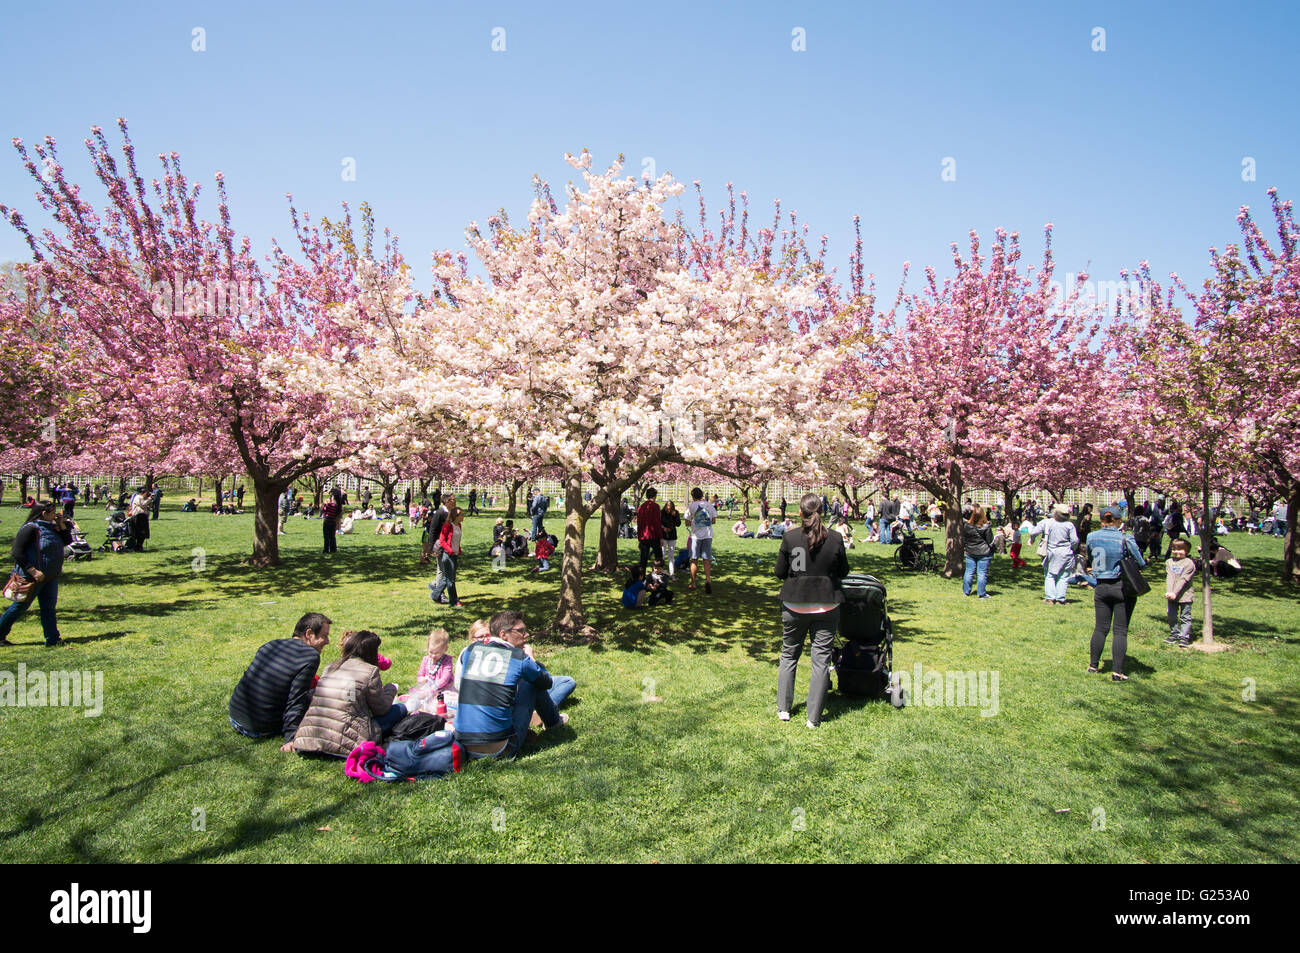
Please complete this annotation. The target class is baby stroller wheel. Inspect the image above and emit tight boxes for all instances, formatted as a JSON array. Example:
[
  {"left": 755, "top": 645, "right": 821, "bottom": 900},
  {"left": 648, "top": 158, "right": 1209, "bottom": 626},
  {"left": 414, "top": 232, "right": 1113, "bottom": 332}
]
[
  {"left": 889, "top": 674, "right": 907, "bottom": 708},
  {"left": 893, "top": 546, "right": 907, "bottom": 570}
]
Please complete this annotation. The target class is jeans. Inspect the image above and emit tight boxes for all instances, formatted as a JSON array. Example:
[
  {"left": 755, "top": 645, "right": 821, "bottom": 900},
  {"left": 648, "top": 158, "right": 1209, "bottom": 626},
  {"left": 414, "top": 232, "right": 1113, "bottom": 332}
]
[
  {"left": 963, "top": 554, "right": 992, "bottom": 596},
  {"left": 430, "top": 552, "right": 459, "bottom": 604},
  {"left": 1090, "top": 579, "right": 1136, "bottom": 676},
  {"left": 1043, "top": 565, "right": 1071, "bottom": 601},
  {"left": 879, "top": 517, "right": 893, "bottom": 545},
  {"left": 229, "top": 714, "right": 277, "bottom": 739},
  {"left": 530, "top": 513, "right": 544, "bottom": 540},
  {"left": 1167, "top": 600, "right": 1193, "bottom": 642},
  {"left": 0, "top": 575, "right": 60, "bottom": 644},
  {"left": 468, "top": 675, "right": 576, "bottom": 760},
  {"left": 1274, "top": 519, "right": 1286, "bottom": 537},
  {"left": 778, "top": 606, "right": 838, "bottom": 725},
  {"left": 375, "top": 702, "right": 409, "bottom": 736},
  {"left": 863, "top": 517, "right": 874, "bottom": 536}
]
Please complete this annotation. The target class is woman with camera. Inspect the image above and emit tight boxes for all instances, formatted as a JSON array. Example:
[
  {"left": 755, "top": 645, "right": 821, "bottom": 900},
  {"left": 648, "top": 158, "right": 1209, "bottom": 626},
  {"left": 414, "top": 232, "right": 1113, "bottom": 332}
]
[{"left": 0, "top": 500, "right": 73, "bottom": 647}]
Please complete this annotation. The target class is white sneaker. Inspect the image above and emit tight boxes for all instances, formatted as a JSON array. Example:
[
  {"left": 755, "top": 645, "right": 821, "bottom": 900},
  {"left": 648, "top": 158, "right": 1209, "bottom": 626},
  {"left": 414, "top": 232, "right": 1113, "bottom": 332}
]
[
  {"left": 777, "top": 710, "right": 790, "bottom": 722},
  {"left": 806, "top": 720, "right": 818, "bottom": 728}
]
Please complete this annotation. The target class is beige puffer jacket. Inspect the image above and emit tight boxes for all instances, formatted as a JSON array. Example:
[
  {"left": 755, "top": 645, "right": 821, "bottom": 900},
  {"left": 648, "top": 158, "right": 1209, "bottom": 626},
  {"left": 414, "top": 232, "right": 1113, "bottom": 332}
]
[{"left": 293, "top": 658, "right": 397, "bottom": 758}]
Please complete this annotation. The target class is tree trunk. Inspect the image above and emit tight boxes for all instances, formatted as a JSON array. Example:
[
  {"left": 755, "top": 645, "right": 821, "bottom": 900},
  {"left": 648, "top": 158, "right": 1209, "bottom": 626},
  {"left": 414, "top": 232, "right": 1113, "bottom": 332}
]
[
  {"left": 215, "top": 476, "right": 225, "bottom": 509},
  {"left": 418, "top": 477, "right": 431, "bottom": 501},
  {"left": 18, "top": 474, "right": 28, "bottom": 503},
  {"left": 551, "top": 472, "right": 592, "bottom": 636},
  {"left": 1200, "top": 463, "right": 1215, "bottom": 645},
  {"left": 741, "top": 485, "right": 751, "bottom": 521},
  {"left": 1003, "top": 488, "right": 1016, "bottom": 523},
  {"left": 1124, "top": 487, "right": 1137, "bottom": 521},
  {"left": 505, "top": 479, "right": 524, "bottom": 519},
  {"left": 197, "top": 476, "right": 203, "bottom": 500},
  {"left": 1283, "top": 479, "right": 1300, "bottom": 585},
  {"left": 594, "top": 496, "right": 621, "bottom": 572},
  {"left": 943, "top": 494, "right": 964, "bottom": 578},
  {"left": 251, "top": 479, "right": 287, "bottom": 568},
  {"left": 145, "top": 471, "right": 155, "bottom": 493}
]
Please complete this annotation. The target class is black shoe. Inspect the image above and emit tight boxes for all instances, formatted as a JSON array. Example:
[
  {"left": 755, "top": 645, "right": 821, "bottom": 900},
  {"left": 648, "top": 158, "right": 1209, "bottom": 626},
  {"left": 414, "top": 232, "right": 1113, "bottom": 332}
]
[
  {"left": 705, "top": 582, "right": 712, "bottom": 594},
  {"left": 1164, "top": 634, "right": 1180, "bottom": 644},
  {"left": 45, "top": 637, "right": 67, "bottom": 647}
]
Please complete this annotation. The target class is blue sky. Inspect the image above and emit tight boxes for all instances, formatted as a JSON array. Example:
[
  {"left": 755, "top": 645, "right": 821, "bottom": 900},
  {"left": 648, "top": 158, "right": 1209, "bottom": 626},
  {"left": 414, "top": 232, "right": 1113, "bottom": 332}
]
[{"left": 1, "top": 0, "right": 1295, "bottom": 294}]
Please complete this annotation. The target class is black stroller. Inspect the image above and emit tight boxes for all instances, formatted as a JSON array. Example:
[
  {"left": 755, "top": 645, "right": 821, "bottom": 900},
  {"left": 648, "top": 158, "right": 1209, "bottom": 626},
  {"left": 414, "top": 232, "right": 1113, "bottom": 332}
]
[
  {"left": 98, "top": 511, "right": 136, "bottom": 553},
  {"left": 833, "top": 572, "right": 906, "bottom": 707}
]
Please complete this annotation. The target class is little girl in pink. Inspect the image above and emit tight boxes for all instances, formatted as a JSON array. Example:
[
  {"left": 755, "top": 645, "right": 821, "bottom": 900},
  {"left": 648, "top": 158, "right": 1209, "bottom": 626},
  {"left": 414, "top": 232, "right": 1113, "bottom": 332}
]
[{"left": 417, "top": 628, "right": 454, "bottom": 697}]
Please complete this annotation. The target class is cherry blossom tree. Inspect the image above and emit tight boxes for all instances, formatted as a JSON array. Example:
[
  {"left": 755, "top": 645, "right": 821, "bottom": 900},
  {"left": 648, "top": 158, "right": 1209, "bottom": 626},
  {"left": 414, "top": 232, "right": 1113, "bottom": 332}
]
[
  {"left": 1128, "top": 189, "right": 1300, "bottom": 649},
  {"left": 1, "top": 120, "right": 387, "bottom": 566},
  {"left": 845, "top": 226, "right": 1116, "bottom": 575},
  {"left": 290, "top": 153, "right": 855, "bottom": 636}
]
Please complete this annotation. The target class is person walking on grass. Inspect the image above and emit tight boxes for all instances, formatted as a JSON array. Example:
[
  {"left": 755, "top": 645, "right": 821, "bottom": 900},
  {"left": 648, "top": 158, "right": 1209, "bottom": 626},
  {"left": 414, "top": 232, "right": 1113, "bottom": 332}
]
[
  {"left": 1031, "top": 503, "right": 1080, "bottom": 604},
  {"left": 775, "top": 492, "right": 849, "bottom": 728},
  {"left": 321, "top": 487, "right": 343, "bottom": 554},
  {"left": 1085, "top": 506, "right": 1147, "bottom": 682},
  {"left": 429, "top": 504, "right": 465, "bottom": 608},
  {"left": 961, "top": 503, "right": 995, "bottom": 598},
  {"left": 660, "top": 500, "right": 682, "bottom": 578},
  {"left": 0, "top": 501, "right": 73, "bottom": 647},
  {"left": 685, "top": 486, "right": 717, "bottom": 593}
]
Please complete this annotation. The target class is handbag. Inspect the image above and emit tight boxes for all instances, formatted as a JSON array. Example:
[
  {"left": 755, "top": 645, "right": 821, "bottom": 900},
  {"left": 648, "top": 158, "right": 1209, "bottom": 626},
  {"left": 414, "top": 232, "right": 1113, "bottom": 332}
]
[
  {"left": 1118, "top": 537, "right": 1150, "bottom": 597},
  {"left": 3, "top": 570, "right": 36, "bottom": 603}
]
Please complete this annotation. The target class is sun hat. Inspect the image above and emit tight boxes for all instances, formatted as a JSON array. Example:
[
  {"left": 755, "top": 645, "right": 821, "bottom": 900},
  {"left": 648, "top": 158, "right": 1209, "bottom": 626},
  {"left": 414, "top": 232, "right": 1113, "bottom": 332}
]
[{"left": 1053, "top": 503, "right": 1071, "bottom": 517}]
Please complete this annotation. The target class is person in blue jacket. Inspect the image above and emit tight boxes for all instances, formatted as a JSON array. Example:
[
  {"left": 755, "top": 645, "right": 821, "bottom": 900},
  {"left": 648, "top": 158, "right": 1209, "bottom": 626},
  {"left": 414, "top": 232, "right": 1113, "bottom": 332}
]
[
  {"left": 454, "top": 610, "right": 575, "bottom": 760},
  {"left": 1084, "top": 506, "right": 1147, "bottom": 681},
  {"left": 0, "top": 500, "right": 73, "bottom": 647}
]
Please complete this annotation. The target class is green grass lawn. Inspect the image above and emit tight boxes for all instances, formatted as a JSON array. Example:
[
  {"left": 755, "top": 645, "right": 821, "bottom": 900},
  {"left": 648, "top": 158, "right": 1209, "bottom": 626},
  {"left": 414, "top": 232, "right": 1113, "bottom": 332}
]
[{"left": 1, "top": 504, "right": 1297, "bottom": 863}]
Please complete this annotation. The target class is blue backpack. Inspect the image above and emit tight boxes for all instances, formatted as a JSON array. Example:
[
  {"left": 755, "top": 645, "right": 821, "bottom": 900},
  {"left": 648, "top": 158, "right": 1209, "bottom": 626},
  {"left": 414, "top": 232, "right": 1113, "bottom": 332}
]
[
  {"left": 380, "top": 729, "right": 463, "bottom": 781},
  {"left": 674, "top": 548, "right": 691, "bottom": 572}
]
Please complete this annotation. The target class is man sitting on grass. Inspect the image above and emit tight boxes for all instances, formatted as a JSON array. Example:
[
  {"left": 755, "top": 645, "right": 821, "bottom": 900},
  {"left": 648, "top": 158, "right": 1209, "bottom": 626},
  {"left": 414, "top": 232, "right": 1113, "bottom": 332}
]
[
  {"left": 454, "top": 610, "right": 574, "bottom": 760},
  {"left": 229, "top": 612, "right": 332, "bottom": 753}
]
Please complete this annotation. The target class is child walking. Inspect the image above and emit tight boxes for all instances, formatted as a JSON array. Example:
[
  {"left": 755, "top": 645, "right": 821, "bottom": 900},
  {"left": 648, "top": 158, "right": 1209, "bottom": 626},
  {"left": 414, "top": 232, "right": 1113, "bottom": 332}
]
[{"left": 1164, "top": 538, "right": 1196, "bottom": 646}]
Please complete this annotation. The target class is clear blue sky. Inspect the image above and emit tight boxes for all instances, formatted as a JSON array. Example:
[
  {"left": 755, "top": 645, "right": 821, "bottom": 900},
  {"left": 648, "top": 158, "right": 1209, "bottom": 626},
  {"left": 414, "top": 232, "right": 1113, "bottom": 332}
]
[{"left": 2, "top": 0, "right": 1296, "bottom": 294}]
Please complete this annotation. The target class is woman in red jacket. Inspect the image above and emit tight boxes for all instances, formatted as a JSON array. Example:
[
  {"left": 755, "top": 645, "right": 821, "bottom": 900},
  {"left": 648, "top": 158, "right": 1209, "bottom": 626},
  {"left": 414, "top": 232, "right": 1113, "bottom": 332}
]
[{"left": 429, "top": 505, "right": 465, "bottom": 607}]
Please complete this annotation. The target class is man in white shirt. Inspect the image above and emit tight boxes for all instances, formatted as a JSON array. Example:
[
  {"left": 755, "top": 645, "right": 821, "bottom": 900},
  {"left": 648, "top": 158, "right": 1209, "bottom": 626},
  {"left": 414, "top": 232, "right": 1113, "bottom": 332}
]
[{"left": 685, "top": 487, "right": 717, "bottom": 594}]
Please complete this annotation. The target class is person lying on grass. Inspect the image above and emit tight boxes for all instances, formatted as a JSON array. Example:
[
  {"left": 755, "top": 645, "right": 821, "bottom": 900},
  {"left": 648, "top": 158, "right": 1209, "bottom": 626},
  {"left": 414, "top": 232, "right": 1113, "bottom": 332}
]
[{"left": 228, "top": 612, "right": 332, "bottom": 753}]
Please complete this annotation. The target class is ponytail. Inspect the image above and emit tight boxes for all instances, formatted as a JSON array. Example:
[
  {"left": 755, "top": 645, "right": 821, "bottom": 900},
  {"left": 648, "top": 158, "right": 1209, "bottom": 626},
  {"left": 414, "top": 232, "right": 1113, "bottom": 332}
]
[{"left": 799, "top": 493, "right": 827, "bottom": 551}]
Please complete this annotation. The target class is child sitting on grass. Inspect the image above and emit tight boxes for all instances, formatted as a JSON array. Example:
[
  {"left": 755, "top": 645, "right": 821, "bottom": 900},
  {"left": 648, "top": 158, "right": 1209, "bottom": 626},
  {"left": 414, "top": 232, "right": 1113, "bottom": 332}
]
[
  {"left": 1165, "top": 538, "right": 1196, "bottom": 646},
  {"left": 646, "top": 560, "right": 674, "bottom": 605},
  {"left": 417, "top": 628, "right": 455, "bottom": 695},
  {"left": 622, "top": 567, "right": 649, "bottom": 608}
]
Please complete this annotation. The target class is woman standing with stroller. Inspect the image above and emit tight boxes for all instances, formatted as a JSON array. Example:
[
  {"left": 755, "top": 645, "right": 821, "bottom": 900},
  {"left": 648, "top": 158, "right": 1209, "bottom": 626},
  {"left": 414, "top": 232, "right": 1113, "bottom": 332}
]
[
  {"left": 0, "top": 501, "right": 73, "bottom": 647},
  {"left": 774, "top": 493, "right": 849, "bottom": 728}
]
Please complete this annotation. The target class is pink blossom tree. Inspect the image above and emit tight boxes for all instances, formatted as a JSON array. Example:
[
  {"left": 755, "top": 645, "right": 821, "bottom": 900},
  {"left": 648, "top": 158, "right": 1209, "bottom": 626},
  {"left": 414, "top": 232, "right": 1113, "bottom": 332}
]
[
  {"left": 291, "top": 153, "right": 855, "bottom": 635},
  {"left": 1, "top": 120, "right": 387, "bottom": 566}
]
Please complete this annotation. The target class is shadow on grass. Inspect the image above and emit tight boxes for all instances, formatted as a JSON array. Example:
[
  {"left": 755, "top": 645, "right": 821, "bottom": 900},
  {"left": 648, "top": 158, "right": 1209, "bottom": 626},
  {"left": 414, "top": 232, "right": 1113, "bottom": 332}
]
[{"left": 1081, "top": 679, "right": 1300, "bottom": 860}]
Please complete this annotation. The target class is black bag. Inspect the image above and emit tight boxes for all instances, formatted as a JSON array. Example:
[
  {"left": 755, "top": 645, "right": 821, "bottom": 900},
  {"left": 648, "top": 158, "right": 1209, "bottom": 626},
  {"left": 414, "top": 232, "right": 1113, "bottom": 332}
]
[
  {"left": 1119, "top": 537, "right": 1150, "bottom": 597},
  {"left": 835, "top": 640, "right": 889, "bottom": 696},
  {"left": 388, "top": 711, "right": 445, "bottom": 741}
]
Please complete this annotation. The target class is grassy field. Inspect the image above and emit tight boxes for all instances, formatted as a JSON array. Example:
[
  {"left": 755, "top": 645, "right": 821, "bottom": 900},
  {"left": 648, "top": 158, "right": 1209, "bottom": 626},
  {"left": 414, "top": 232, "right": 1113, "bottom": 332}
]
[{"left": 1, "top": 503, "right": 1296, "bottom": 863}]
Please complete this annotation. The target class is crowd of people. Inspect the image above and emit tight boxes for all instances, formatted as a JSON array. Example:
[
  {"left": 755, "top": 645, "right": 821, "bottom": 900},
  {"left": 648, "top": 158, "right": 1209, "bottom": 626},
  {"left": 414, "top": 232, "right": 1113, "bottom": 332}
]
[{"left": 1, "top": 475, "right": 1289, "bottom": 756}]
